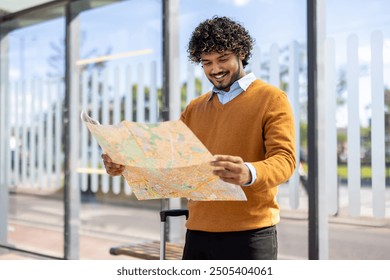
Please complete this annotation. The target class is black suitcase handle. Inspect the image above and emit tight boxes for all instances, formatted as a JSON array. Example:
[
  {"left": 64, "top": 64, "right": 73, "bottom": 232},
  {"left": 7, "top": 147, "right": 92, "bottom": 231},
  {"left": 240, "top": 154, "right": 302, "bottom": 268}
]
[{"left": 160, "top": 209, "right": 189, "bottom": 222}]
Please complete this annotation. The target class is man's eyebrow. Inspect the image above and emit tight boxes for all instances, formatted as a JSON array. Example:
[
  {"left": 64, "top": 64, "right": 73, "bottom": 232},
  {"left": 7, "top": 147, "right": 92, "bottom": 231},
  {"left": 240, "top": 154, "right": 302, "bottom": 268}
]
[
  {"left": 201, "top": 52, "right": 232, "bottom": 62},
  {"left": 217, "top": 52, "right": 232, "bottom": 59},
  {"left": 220, "top": 52, "right": 231, "bottom": 57}
]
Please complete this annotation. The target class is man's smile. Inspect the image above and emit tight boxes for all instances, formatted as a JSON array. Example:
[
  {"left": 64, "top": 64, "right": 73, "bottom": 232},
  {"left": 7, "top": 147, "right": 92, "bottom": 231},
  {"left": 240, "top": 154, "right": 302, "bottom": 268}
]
[{"left": 212, "top": 72, "right": 228, "bottom": 81}]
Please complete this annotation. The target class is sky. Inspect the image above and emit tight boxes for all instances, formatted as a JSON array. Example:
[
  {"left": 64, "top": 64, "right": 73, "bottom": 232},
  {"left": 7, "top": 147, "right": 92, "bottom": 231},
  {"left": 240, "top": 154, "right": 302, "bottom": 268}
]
[{"left": 4, "top": 0, "right": 390, "bottom": 127}]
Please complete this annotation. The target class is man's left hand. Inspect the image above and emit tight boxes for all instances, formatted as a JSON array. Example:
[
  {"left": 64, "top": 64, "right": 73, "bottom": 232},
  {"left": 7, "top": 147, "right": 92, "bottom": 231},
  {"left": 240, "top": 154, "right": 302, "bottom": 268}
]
[{"left": 210, "top": 154, "right": 252, "bottom": 185}]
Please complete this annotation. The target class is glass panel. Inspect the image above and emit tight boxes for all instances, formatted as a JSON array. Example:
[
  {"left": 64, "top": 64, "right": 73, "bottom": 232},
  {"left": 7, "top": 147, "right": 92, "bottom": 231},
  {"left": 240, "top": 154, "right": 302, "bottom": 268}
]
[
  {"left": 326, "top": 0, "right": 390, "bottom": 258},
  {"left": 73, "top": 0, "right": 162, "bottom": 259},
  {"left": 1, "top": 6, "right": 66, "bottom": 259},
  {"left": 179, "top": 0, "right": 308, "bottom": 260}
]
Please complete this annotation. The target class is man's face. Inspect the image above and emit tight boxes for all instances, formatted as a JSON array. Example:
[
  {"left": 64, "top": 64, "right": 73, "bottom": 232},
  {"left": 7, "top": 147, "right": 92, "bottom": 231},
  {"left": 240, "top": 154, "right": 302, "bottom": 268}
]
[{"left": 200, "top": 51, "right": 246, "bottom": 92}]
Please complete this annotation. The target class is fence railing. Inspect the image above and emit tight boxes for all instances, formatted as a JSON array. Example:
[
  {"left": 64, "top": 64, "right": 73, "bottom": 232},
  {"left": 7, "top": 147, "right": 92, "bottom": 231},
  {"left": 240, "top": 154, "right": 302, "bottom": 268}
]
[
  {"left": 322, "top": 31, "right": 387, "bottom": 218},
  {"left": 8, "top": 79, "right": 63, "bottom": 191}
]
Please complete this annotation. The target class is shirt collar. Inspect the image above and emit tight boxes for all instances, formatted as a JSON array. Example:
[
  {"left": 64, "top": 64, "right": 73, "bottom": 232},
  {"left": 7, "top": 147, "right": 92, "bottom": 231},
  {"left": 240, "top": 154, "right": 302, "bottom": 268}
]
[{"left": 207, "top": 72, "right": 256, "bottom": 101}]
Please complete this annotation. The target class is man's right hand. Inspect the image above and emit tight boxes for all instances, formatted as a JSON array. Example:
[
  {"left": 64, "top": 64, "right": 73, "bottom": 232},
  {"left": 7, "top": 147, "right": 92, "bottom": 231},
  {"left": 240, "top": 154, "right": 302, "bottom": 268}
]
[{"left": 101, "top": 154, "right": 125, "bottom": 176}]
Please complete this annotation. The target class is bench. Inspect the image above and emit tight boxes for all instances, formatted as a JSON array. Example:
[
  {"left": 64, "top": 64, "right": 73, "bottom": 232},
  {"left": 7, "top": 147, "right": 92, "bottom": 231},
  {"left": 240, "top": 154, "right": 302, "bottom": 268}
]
[
  {"left": 110, "top": 241, "right": 184, "bottom": 260},
  {"left": 109, "top": 209, "right": 188, "bottom": 260}
]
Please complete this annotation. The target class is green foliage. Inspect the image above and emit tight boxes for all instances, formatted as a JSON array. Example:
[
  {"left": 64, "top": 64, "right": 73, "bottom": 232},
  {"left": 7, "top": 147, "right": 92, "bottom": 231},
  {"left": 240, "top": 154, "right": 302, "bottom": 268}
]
[
  {"left": 337, "top": 165, "right": 390, "bottom": 179},
  {"left": 337, "top": 129, "right": 347, "bottom": 143},
  {"left": 300, "top": 122, "right": 307, "bottom": 148},
  {"left": 303, "top": 163, "right": 390, "bottom": 179},
  {"left": 180, "top": 77, "right": 204, "bottom": 110}
]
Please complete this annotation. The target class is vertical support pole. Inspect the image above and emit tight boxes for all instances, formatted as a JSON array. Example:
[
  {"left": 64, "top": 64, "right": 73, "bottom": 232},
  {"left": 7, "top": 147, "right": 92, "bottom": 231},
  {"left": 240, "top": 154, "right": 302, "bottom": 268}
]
[
  {"left": 307, "top": 0, "right": 319, "bottom": 260},
  {"left": 162, "top": 1, "right": 170, "bottom": 122},
  {"left": 163, "top": 0, "right": 181, "bottom": 121},
  {"left": 371, "top": 30, "right": 385, "bottom": 218},
  {"left": 160, "top": 220, "right": 166, "bottom": 260},
  {"left": 0, "top": 30, "right": 10, "bottom": 244},
  {"left": 288, "top": 41, "right": 300, "bottom": 210},
  {"left": 162, "top": 0, "right": 184, "bottom": 244},
  {"left": 161, "top": 0, "right": 171, "bottom": 247},
  {"left": 347, "top": 34, "right": 361, "bottom": 217},
  {"left": 64, "top": 2, "right": 81, "bottom": 260},
  {"left": 316, "top": 0, "right": 329, "bottom": 259},
  {"left": 324, "top": 38, "right": 338, "bottom": 217},
  {"left": 150, "top": 61, "right": 158, "bottom": 123}
]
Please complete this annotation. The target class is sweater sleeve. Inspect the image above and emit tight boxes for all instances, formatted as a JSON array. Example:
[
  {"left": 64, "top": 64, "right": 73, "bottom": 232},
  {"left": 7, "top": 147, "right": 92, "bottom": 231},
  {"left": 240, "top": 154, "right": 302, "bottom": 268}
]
[{"left": 250, "top": 92, "right": 296, "bottom": 192}]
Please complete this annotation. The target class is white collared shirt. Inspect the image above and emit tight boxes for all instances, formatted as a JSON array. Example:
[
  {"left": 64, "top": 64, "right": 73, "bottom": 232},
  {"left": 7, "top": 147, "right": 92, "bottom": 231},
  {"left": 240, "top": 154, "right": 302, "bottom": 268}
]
[{"left": 209, "top": 72, "right": 256, "bottom": 104}]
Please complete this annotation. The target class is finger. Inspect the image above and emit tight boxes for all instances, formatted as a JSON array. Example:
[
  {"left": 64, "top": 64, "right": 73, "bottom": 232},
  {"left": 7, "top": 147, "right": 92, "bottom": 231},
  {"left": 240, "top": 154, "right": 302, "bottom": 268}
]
[
  {"left": 105, "top": 163, "right": 125, "bottom": 170},
  {"left": 101, "top": 154, "right": 124, "bottom": 169},
  {"left": 105, "top": 165, "right": 125, "bottom": 176},
  {"left": 213, "top": 163, "right": 251, "bottom": 185},
  {"left": 213, "top": 168, "right": 236, "bottom": 179},
  {"left": 215, "top": 171, "right": 240, "bottom": 185},
  {"left": 211, "top": 160, "right": 241, "bottom": 173},
  {"left": 101, "top": 153, "right": 112, "bottom": 163},
  {"left": 212, "top": 154, "right": 243, "bottom": 164},
  {"left": 211, "top": 155, "right": 244, "bottom": 170},
  {"left": 108, "top": 171, "right": 122, "bottom": 176},
  {"left": 110, "top": 169, "right": 125, "bottom": 176},
  {"left": 106, "top": 161, "right": 124, "bottom": 169}
]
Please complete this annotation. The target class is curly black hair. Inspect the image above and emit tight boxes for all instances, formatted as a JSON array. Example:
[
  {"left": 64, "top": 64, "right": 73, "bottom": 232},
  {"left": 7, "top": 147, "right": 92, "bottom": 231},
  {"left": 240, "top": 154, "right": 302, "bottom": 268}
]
[{"left": 187, "top": 16, "right": 255, "bottom": 68}]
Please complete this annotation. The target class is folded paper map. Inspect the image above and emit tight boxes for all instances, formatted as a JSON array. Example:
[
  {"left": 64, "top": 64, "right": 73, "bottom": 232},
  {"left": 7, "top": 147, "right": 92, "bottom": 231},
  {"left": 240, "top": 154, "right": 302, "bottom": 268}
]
[{"left": 81, "top": 111, "right": 247, "bottom": 201}]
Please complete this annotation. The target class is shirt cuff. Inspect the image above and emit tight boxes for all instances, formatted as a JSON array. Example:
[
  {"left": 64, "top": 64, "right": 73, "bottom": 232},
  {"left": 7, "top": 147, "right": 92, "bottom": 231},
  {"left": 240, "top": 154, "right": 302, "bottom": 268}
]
[{"left": 243, "top": 162, "right": 257, "bottom": 186}]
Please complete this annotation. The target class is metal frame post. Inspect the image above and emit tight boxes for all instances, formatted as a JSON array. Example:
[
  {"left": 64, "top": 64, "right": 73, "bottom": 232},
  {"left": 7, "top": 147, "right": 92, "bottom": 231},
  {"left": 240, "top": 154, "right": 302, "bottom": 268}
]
[
  {"left": 64, "top": 1, "right": 81, "bottom": 260},
  {"left": 162, "top": 0, "right": 170, "bottom": 122},
  {"left": 161, "top": 0, "right": 183, "bottom": 245},
  {"left": 0, "top": 30, "right": 10, "bottom": 245},
  {"left": 307, "top": 0, "right": 319, "bottom": 260},
  {"left": 162, "top": 0, "right": 181, "bottom": 121},
  {"left": 160, "top": 0, "right": 171, "bottom": 248}
]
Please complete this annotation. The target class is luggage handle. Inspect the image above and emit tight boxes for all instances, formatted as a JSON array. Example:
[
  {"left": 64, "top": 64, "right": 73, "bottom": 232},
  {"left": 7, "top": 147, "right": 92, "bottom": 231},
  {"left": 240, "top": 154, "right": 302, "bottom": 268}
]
[
  {"left": 160, "top": 209, "right": 188, "bottom": 260},
  {"left": 160, "top": 209, "right": 189, "bottom": 222}
]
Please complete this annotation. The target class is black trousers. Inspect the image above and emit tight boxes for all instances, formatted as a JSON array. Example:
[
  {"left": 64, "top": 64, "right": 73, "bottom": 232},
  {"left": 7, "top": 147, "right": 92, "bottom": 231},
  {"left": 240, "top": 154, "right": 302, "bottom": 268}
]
[{"left": 182, "top": 226, "right": 277, "bottom": 260}]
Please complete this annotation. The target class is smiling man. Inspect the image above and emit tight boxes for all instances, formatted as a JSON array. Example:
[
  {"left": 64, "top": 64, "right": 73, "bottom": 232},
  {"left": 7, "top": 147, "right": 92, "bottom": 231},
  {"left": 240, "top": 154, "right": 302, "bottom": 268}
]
[
  {"left": 179, "top": 16, "right": 296, "bottom": 260},
  {"left": 102, "top": 16, "right": 296, "bottom": 260}
]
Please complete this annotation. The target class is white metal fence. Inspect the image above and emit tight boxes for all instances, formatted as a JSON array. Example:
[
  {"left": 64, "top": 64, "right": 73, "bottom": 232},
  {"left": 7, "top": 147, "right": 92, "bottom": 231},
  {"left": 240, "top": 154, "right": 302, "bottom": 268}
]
[
  {"left": 2, "top": 33, "right": 389, "bottom": 218},
  {"left": 8, "top": 79, "right": 63, "bottom": 191},
  {"left": 321, "top": 31, "right": 387, "bottom": 218}
]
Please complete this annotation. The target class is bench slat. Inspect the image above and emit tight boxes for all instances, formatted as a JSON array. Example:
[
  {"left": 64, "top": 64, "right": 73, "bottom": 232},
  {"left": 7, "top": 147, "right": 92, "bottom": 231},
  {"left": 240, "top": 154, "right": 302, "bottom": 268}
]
[{"left": 110, "top": 241, "right": 183, "bottom": 260}]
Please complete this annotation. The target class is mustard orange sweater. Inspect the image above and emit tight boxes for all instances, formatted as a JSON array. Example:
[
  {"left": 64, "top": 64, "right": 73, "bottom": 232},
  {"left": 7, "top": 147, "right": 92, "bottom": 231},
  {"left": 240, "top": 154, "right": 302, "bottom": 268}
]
[{"left": 180, "top": 79, "right": 296, "bottom": 232}]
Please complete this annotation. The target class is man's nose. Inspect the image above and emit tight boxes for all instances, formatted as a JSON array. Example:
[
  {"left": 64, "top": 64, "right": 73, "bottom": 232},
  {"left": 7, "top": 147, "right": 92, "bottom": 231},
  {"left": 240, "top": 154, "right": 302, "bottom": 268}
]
[{"left": 209, "top": 62, "right": 223, "bottom": 74}]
